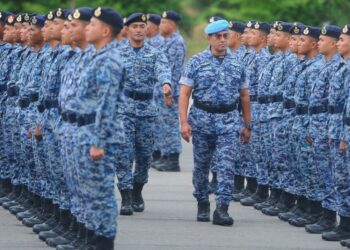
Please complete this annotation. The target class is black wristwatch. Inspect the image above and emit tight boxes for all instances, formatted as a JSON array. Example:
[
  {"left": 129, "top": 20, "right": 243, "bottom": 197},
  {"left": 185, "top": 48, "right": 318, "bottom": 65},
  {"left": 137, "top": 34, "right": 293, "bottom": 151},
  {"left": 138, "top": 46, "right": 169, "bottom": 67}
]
[{"left": 244, "top": 122, "right": 252, "bottom": 130}]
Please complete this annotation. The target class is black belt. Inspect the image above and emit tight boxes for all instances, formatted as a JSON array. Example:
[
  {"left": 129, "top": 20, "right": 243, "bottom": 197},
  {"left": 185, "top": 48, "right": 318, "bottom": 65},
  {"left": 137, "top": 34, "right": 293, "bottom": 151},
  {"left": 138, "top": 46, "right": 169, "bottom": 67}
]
[
  {"left": 62, "top": 111, "right": 77, "bottom": 123},
  {"left": 124, "top": 90, "right": 153, "bottom": 101},
  {"left": 309, "top": 105, "right": 327, "bottom": 115},
  {"left": 296, "top": 105, "right": 308, "bottom": 115},
  {"left": 269, "top": 94, "right": 283, "bottom": 103},
  {"left": 283, "top": 99, "right": 296, "bottom": 109},
  {"left": 258, "top": 96, "right": 270, "bottom": 104},
  {"left": 18, "top": 98, "right": 30, "bottom": 108},
  {"left": 29, "top": 92, "right": 39, "bottom": 102},
  {"left": 328, "top": 105, "right": 344, "bottom": 114},
  {"left": 344, "top": 117, "right": 350, "bottom": 126},
  {"left": 250, "top": 95, "right": 258, "bottom": 102},
  {"left": 37, "top": 102, "right": 45, "bottom": 113},
  {"left": 77, "top": 113, "right": 96, "bottom": 127},
  {"left": 193, "top": 100, "right": 237, "bottom": 113},
  {"left": 7, "top": 86, "right": 19, "bottom": 97},
  {"left": 43, "top": 99, "right": 59, "bottom": 109},
  {"left": 0, "top": 84, "right": 7, "bottom": 92}
]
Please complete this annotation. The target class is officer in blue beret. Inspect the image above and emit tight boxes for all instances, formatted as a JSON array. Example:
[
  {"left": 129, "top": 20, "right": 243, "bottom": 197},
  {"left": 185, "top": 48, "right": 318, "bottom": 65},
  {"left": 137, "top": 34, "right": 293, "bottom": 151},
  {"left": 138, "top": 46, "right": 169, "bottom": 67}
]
[{"left": 180, "top": 19, "right": 251, "bottom": 226}]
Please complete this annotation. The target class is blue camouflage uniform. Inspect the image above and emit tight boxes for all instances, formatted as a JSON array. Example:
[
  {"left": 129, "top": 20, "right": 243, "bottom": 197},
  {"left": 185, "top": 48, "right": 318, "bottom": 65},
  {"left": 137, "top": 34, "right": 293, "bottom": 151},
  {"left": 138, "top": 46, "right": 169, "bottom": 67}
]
[
  {"left": 180, "top": 48, "right": 246, "bottom": 205},
  {"left": 74, "top": 41, "right": 125, "bottom": 238},
  {"left": 329, "top": 58, "right": 350, "bottom": 217},
  {"left": 117, "top": 41, "right": 171, "bottom": 189},
  {"left": 146, "top": 33, "right": 164, "bottom": 49}
]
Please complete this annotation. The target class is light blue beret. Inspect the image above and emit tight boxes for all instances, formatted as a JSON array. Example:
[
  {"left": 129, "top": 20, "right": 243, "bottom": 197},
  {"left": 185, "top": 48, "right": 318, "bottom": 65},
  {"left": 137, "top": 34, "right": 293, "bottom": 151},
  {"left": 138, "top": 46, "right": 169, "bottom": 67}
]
[{"left": 204, "top": 19, "right": 229, "bottom": 35}]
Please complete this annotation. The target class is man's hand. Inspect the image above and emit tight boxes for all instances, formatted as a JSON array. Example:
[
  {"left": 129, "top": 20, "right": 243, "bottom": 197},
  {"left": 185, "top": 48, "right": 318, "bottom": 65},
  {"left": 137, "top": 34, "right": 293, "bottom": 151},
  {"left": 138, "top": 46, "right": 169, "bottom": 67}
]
[
  {"left": 34, "top": 126, "right": 43, "bottom": 141},
  {"left": 240, "top": 128, "right": 251, "bottom": 144},
  {"left": 90, "top": 145, "right": 105, "bottom": 161},
  {"left": 181, "top": 122, "right": 191, "bottom": 143},
  {"left": 163, "top": 84, "right": 173, "bottom": 107},
  {"left": 340, "top": 140, "right": 347, "bottom": 154},
  {"left": 305, "top": 136, "right": 313, "bottom": 145}
]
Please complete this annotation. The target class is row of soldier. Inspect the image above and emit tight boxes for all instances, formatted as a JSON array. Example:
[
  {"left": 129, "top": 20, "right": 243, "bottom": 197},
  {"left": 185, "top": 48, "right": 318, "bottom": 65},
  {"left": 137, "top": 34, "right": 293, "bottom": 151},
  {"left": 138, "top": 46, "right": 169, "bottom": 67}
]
[
  {"left": 0, "top": 7, "right": 186, "bottom": 250},
  {"left": 180, "top": 16, "right": 350, "bottom": 248}
]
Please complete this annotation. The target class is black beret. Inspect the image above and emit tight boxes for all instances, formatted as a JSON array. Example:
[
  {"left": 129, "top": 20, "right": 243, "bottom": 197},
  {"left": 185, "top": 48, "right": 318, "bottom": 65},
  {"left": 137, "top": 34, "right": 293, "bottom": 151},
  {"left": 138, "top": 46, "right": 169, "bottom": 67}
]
[
  {"left": 30, "top": 15, "right": 46, "bottom": 27},
  {"left": 250, "top": 21, "right": 270, "bottom": 33},
  {"left": 229, "top": 21, "right": 245, "bottom": 33},
  {"left": 125, "top": 13, "right": 147, "bottom": 26},
  {"left": 302, "top": 25, "right": 321, "bottom": 39},
  {"left": 0, "top": 11, "right": 13, "bottom": 23},
  {"left": 342, "top": 24, "right": 350, "bottom": 36},
  {"left": 290, "top": 22, "right": 304, "bottom": 35},
  {"left": 276, "top": 22, "right": 293, "bottom": 33},
  {"left": 5, "top": 15, "right": 16, "bottom": 25},
  {"left": 72, "top": 7, "right": 94, "bottom": 22},
  {"left": 161, "top": 10, "right": 180, "bottom": 23},
  {"left": 271, "top": 21, "right": 283, "bottom": 30},
  {"left": 320, "top": 25, "right": 341, "bottom": 39},
  {"left": 53, "top": 8, "right": 71, "bottom": 20},
  {"left": 93, "top": 7, "right": 124, "bottom": 30},
  {"left": 147, "top": 14, "right": 161, "bottom": 25},
  {"left": 208, "top": 16, "right": 223, "bottom": 23}
]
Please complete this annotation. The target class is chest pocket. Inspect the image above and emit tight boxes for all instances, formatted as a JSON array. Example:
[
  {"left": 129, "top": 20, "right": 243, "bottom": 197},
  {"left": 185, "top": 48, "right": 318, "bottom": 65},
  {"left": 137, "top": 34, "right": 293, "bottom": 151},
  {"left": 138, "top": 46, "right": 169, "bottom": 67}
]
[{"left": 196, "top": 63, "right": 216, "bottom": 89}]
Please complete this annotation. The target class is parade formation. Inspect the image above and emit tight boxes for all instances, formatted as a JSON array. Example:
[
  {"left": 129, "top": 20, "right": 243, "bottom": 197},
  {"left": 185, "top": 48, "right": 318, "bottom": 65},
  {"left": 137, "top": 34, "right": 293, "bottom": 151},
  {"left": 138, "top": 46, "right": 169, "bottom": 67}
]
[{"left": 0, "top": 5, "right": 349, "bottom": 250}]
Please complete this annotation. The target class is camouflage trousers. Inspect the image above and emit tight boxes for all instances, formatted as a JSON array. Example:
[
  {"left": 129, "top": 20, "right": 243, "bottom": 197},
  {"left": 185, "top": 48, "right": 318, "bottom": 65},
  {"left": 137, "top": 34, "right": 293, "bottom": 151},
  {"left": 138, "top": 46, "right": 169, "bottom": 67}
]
[
  {"left": 116, "top": 115, "right": 155, "bottom": 190},
  {"left": 257, "top": 121, "right": 270, "bottom": 185},
  {"left": 78, "top": 142, "right": 119, "bottom": 238},
  {"left": 192, "top": 130, "right": 239, "bottom": 205}
]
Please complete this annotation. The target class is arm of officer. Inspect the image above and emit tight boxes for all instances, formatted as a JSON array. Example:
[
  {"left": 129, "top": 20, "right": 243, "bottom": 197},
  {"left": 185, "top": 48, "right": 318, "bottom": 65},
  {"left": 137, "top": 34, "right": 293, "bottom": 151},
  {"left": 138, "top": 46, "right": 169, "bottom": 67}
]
[
  {"left": 239, "top": 65, "right": 251, "bottom": 144},
  {"left": 179, "top": 85, "right": 192, "bottom": 143},
  {"left": 155, "top": 52, "right": 173, "bottom": 106}
]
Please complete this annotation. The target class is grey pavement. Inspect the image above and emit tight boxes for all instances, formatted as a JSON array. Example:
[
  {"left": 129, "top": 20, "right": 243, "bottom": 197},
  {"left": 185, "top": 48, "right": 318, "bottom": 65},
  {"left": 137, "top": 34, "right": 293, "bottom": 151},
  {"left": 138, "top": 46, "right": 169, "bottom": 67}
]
[{"left": 0, "top": 140, "right": 344, "bottom": 250}]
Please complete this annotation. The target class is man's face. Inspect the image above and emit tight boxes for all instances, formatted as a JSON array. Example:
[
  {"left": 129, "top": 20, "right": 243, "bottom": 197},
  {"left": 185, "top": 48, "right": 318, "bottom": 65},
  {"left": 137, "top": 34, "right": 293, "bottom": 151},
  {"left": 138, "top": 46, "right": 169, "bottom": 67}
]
[
  {"left": 51, "top": 18, "right": 64, "bottom": 40},
  {"left": 13, "top": 23, "right": 22, "bottom": 42},
  {"left": 20, "top": 23, "right": 30, "bottom": 43},
  {"left": 337, "top": 34, "right": 350, "bottom": 57},
  {"left": 298, "top": 35, "right": 317, "bottom": 55},
  {"left": 274, "top": 31, "right": 290, "bottom": 49},
  {"left": 29, "top": 25, "right": 43, "bottom": 45},
  {"left": 128, "top": 22, "right": 147, "bottom": 42},
  {"left": 3, "top": 25, "right": 13, "bottom": 42},
  {"left": 289, "top": 35, "right": 300, "bottom": 53},
  {"left": 159, "top": 19, "right": 174, "bottom": 36},
  {"left": 248, "top": 29, "right": 264, "bottom": 47},
  {"left": 85, "top": 17, "right": 105, "bottom": 44},
  {"left": 241, "top": 28, "right": 251, "bottom": 46},
  {"left": 61, "top": 21, "right": 71, "bottom": 45},
  {"left": 71, "top": 19, "right": 87, "bottom": 44},
  {"left": 146, "top": 22, "right": 157, "bottom": 37},
  {"left": 317, "top": 35, "right": 336, "bottom": 55},
  {"left": 267, "top": 29, "right": 276, "bottom": 47},
  {"left": 42, "top": 21, "right": 52, "bottom": 42},
  {"left": 208, "top": 30, "right": 229, "bottom": 53},
  {"left": 227, "top": 30, "right": 240, "bottom": 48}
]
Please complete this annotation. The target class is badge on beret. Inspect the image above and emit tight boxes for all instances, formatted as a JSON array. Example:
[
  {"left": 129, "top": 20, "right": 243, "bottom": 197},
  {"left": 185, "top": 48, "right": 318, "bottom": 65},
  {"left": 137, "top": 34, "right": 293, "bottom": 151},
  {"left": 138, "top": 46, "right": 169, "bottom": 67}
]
[
  {"left": 73, "top": 9, "right": 80, "bottom": 19},
  {"left": 321, "top": 27, "right": 327, "bottom": 35},
  {"left": 254, "top": 22, "right": 260, "bottom": 29},
  {"left": 24, "top": 14, "right": 30, "bottom": 22},
  {"left": 8, "top": 15, "right": 14, "bottom": 24},
  {"left": 229, "top": 21, "right": 233, "bottom": 28},
  {"left": 0, "top": 13, "right": 2, "bottom": 19},
  {"left": 303, "top": 27, "right": 309, "bottom": 35},
  {"left": 247, "top": 21, "right": 252, "bottom": 28},
  {"left": 32, "top": 16, "right": 37, "bottom": 24},
  {"left": 277, "top": 24, "right": 283, "bottom": 31},
  {"left": 94, "top": 7, "right": 101, "bottom": 17},
  {"left": 147, "top": 14, "right": 150, "bottom": 20},
  {"left": 56, "top": 8, "right": 62, "bottom": 17},
  {"left": 68, "top": 14, "right": 73, "bottom": 21},
  {"left": 48, "top": 11, "right": 53, "bottom": 20},
  {"left": 16, "top": 15, "right": 22, "bottom": 22},
  {"left": 209, "top": 17, "right": 214, "bottom": 23},
  {"left": 123, "top": 17, "right": 127, "bottom": 24},
  {"left": 162, "top": 11, "right": 167, "bottom": 18},
  {"left": 343, "top": 25, "right": 348, "bottom": 34},
  {"left": 141, "top": 14, "right": 146, "bottom": 22},
  {"left": 293, "top": 27, "right": 299, "bottom": 34}
]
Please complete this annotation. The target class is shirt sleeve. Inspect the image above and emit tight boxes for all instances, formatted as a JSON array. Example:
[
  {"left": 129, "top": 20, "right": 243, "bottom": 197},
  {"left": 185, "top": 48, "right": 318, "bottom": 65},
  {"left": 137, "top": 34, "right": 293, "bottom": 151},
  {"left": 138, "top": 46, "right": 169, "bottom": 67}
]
[{"left": 179, "top": 57, "right": 196, "bottom": 88}]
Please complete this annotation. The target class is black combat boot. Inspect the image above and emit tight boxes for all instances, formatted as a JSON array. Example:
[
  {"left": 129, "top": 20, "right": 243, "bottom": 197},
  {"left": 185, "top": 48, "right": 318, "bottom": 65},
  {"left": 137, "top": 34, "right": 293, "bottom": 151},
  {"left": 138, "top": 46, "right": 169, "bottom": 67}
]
[
  {"left": 322, "top": 216, "right": 350, "bottom": 241},
  {"left": 209, "top": 172, "right": 217, "bottom": 194},
  {"left": 3, "top": 185, "right": 26, "bottom": 209},
  {"left": 240, "top": 184, "right": 269, "bottom": 206},
  {"left": 197, "top": 200, "right": 210, "bottom": 222},
  {"left": 156, "top": 153, "right": 180, "bottom": 172},
  {"left": 132, "top": 182, "right": 145, "bottom": 212},
  {"left": 0, "top": 184, "right": 21, "bottom": 205},
  {"left": 289, "top": 200, "right": 322, "bottom": 227},
  {"left": 231, "top": 175, "right": 245, "bottom": 199},
  {"left": 38, "top": 209, "right": 70, "bottom": 241},
  {"left": 305, "top": 208, "right": 337, "bottom": 234},
  {"left": 46, "top": 214, "right": 76, "bottom": 247},
  {"left": 340, "top": 238, "right": 350, "bottom": 247},
  {"left": 23, "top": 197, "right": 52, "bottom": 227},
  {"left": 213, "top": 204, "right": 234, "bottom": 226},
  {"left": 232, "top": 177, "right": 257, "bottom": 201},
  {"left": 262, "top": 191, "right": 296, "bottom": 216},
  {"left": 33, "top": 203, "right": 60, "bottom": 233},
  {"left": 92, "top": 235, "right": 114, "bottom": 250},
  {"left": 150, "top": 150, "right": 161, "bottom": 169},
  {"left": 119, "top": 189, "right": 133, "bottom": 215},
  {"left": 254, "top": 188, "right": 281, "bottom": 210},
  {"left": 0, "top": 178, "right": 12, "bottom": 198},
  {"left": 279, "top": 195, "right": 307, "bottom": 221},
  {"left": 16, "top": 194, "right": 41, "bottom": 221},
  {"left": 56, "top": 223, "right": 86, "bottom": 250}
]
